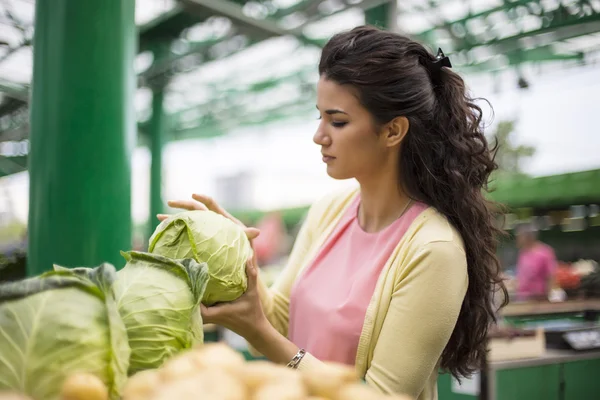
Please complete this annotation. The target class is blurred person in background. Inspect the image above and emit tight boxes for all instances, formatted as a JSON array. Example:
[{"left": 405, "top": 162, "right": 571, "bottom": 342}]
[
  {"left": 160, "top": 25, "right": 507, "bottom": 400},
  {"left": 252, "top": 211, "right": 286, "bottom": 265},
  {"left": 515, "top": 222, "right": 557, "bottom": 301}
]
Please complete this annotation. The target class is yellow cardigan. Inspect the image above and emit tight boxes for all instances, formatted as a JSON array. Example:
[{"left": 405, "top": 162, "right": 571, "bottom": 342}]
[{"left": 255, "top": 186, "right": 468, "bottom": 400}]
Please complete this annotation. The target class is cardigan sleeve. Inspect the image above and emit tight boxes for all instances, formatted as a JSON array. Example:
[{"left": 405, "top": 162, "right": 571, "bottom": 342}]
[{"left": 364, "top": 240, "right": 468, "bottom": 398}]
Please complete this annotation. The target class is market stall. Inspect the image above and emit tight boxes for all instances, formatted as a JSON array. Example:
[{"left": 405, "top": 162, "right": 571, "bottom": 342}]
[{"left": 439, "top": 299, "right": 600, "bottom": 400}]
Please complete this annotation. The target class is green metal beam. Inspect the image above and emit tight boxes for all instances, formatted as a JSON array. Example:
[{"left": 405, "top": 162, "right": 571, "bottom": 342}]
[
  {"left": 458, "top": 46, "right": 585, "bottom": 73},
  {"left": 138, "top": 5, "right": 201, "bottom": 51},
  {"left": 170, "top": 99, "right": 316, "bottom": 141},
  {"left": 164, "top": 67, "right": 313, "bottom": 129},
  {"left": 139, "top": 37, "right": 222, "bottom": 87},
  {"left": 417, "top": 1, "right": 600, "bottom": 53},
  {"left": 0, "top": 79, "right": 29, "bottom": 102},
  {"left": 179, "top": 0, "right": 324, "bottom": 47},
  {"left": 271, "top": 0, "right": 320, "bottom": 19},
  {"left": 0, "top": 155, "right": 27, "bottom": 178}
]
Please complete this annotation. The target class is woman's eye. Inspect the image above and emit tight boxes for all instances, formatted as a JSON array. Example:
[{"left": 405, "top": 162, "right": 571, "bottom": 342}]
[{"left": 332, "top": 121, "right": 347, "bottom": 128}]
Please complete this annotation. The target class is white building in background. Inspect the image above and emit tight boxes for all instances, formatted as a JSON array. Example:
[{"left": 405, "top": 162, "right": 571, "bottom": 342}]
[{"left": 215, "top": 171, "right": 256, "bottom": 211}]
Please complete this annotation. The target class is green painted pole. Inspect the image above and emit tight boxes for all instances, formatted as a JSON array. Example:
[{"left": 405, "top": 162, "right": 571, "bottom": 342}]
[
  {"left": 149, "top": 86, "right": 165, "bottom": 236},
  {"left": 147, "top": 43, "right": 171, "bottom": 239},
  {"left": 27, "top": 0, "right": 136, "bottom": 275}
]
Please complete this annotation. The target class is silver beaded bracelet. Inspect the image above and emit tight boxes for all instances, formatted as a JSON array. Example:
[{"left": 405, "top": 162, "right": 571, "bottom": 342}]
[{"left": 286, "top": 348, "right": 306, "bottom": 369}]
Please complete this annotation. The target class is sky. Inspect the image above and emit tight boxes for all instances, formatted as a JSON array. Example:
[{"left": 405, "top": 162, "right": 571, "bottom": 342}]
[{"left": 2, "top": 53, "right": 600, "bottom": 226}]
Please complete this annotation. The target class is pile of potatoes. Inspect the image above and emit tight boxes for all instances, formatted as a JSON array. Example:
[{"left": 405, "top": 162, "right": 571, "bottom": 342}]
[
  {"left": 121, "top": 343, "right": 412, "bottom": 400},
  {"left": 0, "top": 343, "right": 413, "bottom": 400}
]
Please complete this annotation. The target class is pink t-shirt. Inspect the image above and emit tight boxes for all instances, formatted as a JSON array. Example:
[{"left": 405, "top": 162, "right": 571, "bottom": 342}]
[
  {"left": 516, "top": 243, "right": 556, "bottom": 299},
  {"left": 288, "top": 196, "right": 428, "bottom": 365}
]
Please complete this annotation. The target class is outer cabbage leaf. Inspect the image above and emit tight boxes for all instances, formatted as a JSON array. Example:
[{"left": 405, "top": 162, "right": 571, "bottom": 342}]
[
  {"left": 0, "top": 263, "right": 129, "bottom": 400},
  {"left": 148, "top": 210, "right": 252, "bottom": 305},
  {"left": 113, "top": 251, "right": 209, "bottom": 375}
]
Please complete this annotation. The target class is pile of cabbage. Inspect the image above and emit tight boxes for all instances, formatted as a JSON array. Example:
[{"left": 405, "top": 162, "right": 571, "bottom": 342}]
[{"left": 0, "top": 210, "right": 252, "bottom": 400}]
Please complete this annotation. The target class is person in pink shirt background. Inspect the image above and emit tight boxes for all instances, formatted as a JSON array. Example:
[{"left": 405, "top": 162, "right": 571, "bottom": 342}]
[{"left": 515, "top": 222, "right": 557, "bottom": 301}]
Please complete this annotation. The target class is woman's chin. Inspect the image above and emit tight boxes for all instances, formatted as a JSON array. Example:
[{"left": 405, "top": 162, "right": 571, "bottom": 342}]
[{"left": 325, "top": 166, "right": 352, "bottom": 180}]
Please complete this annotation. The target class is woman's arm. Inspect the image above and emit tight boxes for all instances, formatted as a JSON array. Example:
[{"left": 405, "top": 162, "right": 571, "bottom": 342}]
[
  {"left": 253, "top": 212, "right": 315, "bottom": 339},
  {"left": 364, "top": 240, "right": 468, "bottom": 397},
  {"left": 201, "top": 258, "right": 302, "bottom": 365}
]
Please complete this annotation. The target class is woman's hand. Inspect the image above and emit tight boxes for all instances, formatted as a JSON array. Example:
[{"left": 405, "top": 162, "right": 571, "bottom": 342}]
[
  {"left": 158, "top": 193, "right": 299, "bottom": 364},
  {"left": 202, "top": 254, "right": 300, "bottom": 365},
  {"left": 200, "top": 255, "right": 269, "bottom": 342},
  {"left": 157, "top": 193, "right": 260, "bottom": 241}
]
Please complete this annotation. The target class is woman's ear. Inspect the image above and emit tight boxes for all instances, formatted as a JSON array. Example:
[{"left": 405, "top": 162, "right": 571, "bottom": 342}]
[{"left": 385, "top": 116, "right": 409, "bottom": 147}]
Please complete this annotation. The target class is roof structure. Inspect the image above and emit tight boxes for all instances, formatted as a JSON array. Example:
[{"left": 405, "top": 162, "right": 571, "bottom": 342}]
[{"left": 1, "top": 0, "right": 600, "bottom": 177}]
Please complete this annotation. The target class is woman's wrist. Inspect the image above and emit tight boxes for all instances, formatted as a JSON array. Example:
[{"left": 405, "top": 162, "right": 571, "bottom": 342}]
[{"left": 246, "top": 318, "right": 300, "bottom": 365}]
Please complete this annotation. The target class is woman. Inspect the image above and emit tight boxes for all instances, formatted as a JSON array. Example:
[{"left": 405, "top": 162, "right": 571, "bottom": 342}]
[{"left": 159, "top": 25, "right": 507, "bottom": 400}]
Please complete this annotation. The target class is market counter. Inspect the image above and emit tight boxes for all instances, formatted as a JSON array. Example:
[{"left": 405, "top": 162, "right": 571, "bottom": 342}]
[
  {"left": 438, "top": 349, "right": 600, "bottom": 400},
  {"left": 439, "top": 300, "right": 600, "bottom": 400},
  {"left": 501, "top": 299, "right": 600, "bottom": 318}
]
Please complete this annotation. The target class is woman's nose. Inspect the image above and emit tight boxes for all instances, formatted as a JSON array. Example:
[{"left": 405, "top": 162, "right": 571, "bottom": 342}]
[{"left": 313, "top": 124, "right": 331, "bottom": 146}]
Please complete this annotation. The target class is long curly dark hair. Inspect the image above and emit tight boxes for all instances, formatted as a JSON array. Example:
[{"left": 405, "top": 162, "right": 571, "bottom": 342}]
[{"left": 319, "top": 25, "right": 508, "bottom": 379}]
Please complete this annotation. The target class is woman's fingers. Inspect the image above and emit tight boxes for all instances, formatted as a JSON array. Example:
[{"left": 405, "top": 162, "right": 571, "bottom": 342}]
[
  {"left": 156, "top": 214, "right": 170, "bottom": 222},
  {"left": 192, "top": 194, "right": 261, "bottom": 241},
  {"left": 167, "top": 199, "right": 207, "bottom": 211},
  {"left": 192, "top": 194, "right": 240, "bottom": 224},
  {"left": 245, "top": 256, "right": 258, "bottom": 290},
  {"left": 156, "top": 199, "right": 206, "bottom": 222},
  {"left": 244, "top": 227, "right": 261, "bottom": 240}
]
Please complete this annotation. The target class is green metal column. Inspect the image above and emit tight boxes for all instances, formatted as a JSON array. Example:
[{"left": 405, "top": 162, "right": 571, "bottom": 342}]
[
  {"left": 147, "top": 43, "right": 171, "bottom": 237},
  {"left": 27, "top": 0, "right": 136, "bottom": 275},
  {"left": 149, "top": 85, "right": 166, "bottom": 235}
]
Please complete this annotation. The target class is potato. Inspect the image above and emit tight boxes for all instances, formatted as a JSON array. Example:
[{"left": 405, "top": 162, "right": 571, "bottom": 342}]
[
  {"left": 0, "top": 393, "right": 33, "bottom": 400},
  {"left": 122, "top": 369, "right": 162, "bottom": 400},
  {"left": 152, "top": 369, "right": 247, "bottom": 400},
  {"left": 253, "top": 381, "right": 306, "bottom": 400},
  {"left": 159, "top": 353, "right": 200, "bottom": 382},
  {"left": 240, "top": 361, "right": 303, "bottom": 392},
  {"left": 190, "top": 343, "right": 246, "bottom": 373},
  {"left": 60, "top": 373, "right": 108, "bottom": 400},
  {"left": 302, "top": 362, "right": 358, "bottom": 398}
]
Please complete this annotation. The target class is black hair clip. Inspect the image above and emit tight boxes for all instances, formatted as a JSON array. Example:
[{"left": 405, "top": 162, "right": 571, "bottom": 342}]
[{"left": 427, "top": 48, "right": 452, "bottom": 85}]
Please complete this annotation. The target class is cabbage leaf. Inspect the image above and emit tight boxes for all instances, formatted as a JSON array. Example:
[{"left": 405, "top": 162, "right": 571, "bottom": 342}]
[
  {"left": 0, "top": 263, "right": 129, "bottom": 400},
  {"left": 114, "top": 251, "right": 209, "bottom": 374}
]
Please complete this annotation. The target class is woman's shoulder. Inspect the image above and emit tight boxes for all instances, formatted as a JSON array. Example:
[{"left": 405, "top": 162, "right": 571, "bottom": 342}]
[
  {"left": 404, "top": 207, "right": 466, "bottom": 257},
  {"left": 394, "top": 208, "right": 468, "bottom": 284}
]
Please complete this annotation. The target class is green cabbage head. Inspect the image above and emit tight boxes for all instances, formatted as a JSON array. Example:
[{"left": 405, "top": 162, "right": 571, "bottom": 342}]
[
  {"left": 113, "top": 251, "right": 209, "bottom": 375},
  {"left": 0, "top": 263, "right": 129, "bottom": 400},
  {"left": 149, "top": 210, "right": 252, "bottom": 305}
]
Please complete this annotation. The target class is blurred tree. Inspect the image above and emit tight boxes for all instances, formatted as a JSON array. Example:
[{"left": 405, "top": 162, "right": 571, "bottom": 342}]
[{"left": 489, "top": 120, "right": 536, "bottom": 178}]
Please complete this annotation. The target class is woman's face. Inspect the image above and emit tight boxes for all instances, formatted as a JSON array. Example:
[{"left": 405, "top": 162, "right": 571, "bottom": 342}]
[{"left": 313, "top": 77, "right": 393, "bottom": 181}]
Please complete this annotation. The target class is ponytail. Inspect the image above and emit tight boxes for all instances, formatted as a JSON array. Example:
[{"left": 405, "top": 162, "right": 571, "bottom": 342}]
[{"left": 404, "top": 57, "right": 508, "bottom": 378}]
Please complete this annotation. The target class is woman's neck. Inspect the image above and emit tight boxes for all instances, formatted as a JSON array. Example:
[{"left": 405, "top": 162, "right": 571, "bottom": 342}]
[{"left": 357, "top": 170, "right": 411, "bottom": 233}]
